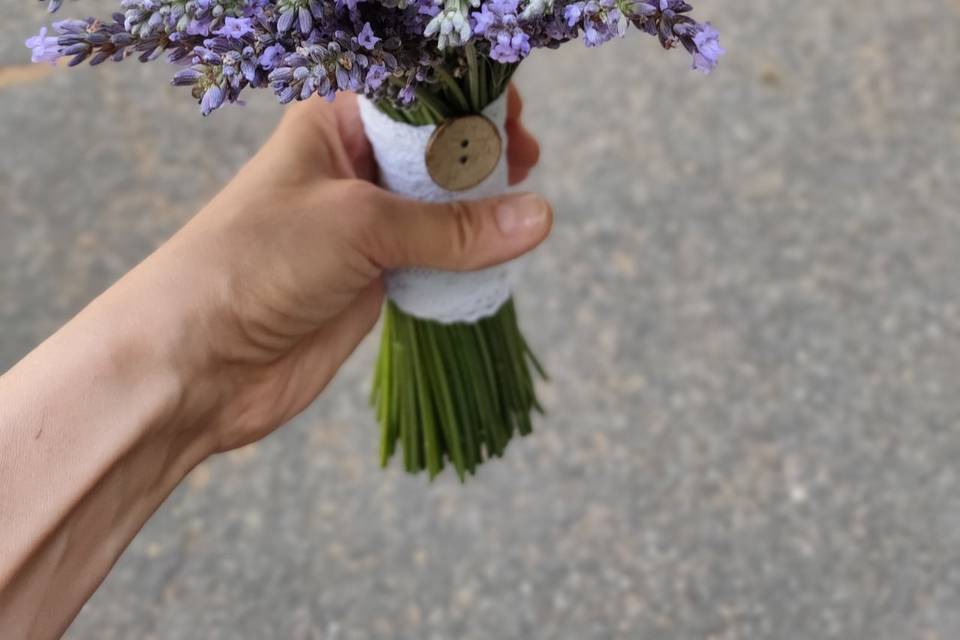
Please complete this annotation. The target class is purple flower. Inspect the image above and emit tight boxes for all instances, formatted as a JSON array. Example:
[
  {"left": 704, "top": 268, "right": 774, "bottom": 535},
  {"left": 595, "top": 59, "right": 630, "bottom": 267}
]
[
  {"left": 200, "top": 84, "right": 225, "bottom": 115},
  {"left": 277, "top": 9, "right": 295, "bottom": 34},
  {"left": 398, "top": 83, "right": 416, "bottom": 104},
  {"left": 51, "top": 19, "right": 88, "bottom": 34},
  {"left": 416, "top": 0, "right": 440, "bottom": 17},
  {"left": 690, "top": 22, "right": 724, "bottom": 73},
  {"left": 365, "top": 63, "right": 388, "bottom": 90},
  {"left": 258, "top": 43, "right": 287, "bottom": 70},
  {"left": 32, "top": 0, "right": 722, "bottom": 112},
  {"left": 564, "top": 0, "right": 625, "bottom": 47},
  {"left": 172, "top": 68, "right": 203, "bottom": 86},
  {"left": 491, "top": 31, "right": 529, "bottom": 63},
  {"left": 473, "top": 0, "right": 532, "bottom": 63},
  {"left": 582, "top": 24, "right": 601, "bottom": 46},
  {"left": 239, "top": 46, "right": 260, "bottom": 82},
  {"left": 184, "top": 18, "right": 211, "bottom": 36},
  {"left": 25, "top": 27, "right": 62, "bottom": 65},
  {"left": 473, "top": 4, "right": 499, "bottom": 34},
  {"left": 215, "top": 17, "right": 254, "bottom": 40},
  {"left": 563, "top": 4, "right": 582, "bottom": 27},
  {"left": 358, "top": 22, "right": 380, "bottom": 50}
]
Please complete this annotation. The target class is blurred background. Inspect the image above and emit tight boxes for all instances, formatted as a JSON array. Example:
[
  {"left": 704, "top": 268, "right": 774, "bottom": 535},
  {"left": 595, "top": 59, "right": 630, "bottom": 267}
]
[{"left": 3, "top": 1, "right": 960, "bottom": 638}]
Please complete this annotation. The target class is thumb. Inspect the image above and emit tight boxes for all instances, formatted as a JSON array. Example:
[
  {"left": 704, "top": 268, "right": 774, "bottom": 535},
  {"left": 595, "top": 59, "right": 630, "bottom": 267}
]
[{"left": 363, "top": 190, "right": 552, "bottom": 271}]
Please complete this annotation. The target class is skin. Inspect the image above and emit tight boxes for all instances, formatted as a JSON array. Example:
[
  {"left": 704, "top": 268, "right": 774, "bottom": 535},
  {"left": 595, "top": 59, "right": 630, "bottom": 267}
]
[{"left": 0, "top": 85, "right": 548, "bottom": 639}]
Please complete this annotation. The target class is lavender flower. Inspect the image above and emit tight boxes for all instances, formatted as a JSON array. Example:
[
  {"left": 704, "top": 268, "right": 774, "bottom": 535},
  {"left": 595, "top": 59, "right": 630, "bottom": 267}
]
[
  {"left": 27, "top": 0, "right": 723, "bottom": 113},
  {"left": 358, "top": 22, "right": 380, "bottom": 50},
  {"left": 258, "top": 43, "right": 287, "bottom": 69},
  {"left": 200, "top": 84, "right": 225, "bottom": 115},
  {"left": 398, "top": 82, "right": 416, "bottom": 104},
  {"left": 365, "top": 63, "right": 389, "bottom": 90},
  {"left": 473, "top": 0, "right": 529, "bottom": 63},
  {"left": 690, "top": 22, "right": 724, "bottom": 73},
  {"left": 215, "top": 17, "right": 255, "bottom": 39},
  {"left": 172, "top": 67, "right": 204, "bottom": 85},
  {"left": 25, "top": 26, "right": 62, "bottom": 64},
  {"left": 564, "top": 0, "right": 624, "bottom": 48}
]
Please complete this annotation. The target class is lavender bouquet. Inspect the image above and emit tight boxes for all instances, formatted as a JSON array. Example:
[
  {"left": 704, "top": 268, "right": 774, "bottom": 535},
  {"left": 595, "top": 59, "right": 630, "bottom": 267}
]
[{"left": 28, "top": 0, "right": 723, "bottom": 480}]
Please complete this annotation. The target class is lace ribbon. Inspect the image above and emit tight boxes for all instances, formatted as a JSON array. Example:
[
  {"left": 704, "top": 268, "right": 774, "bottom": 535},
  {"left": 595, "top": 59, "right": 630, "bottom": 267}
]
[{"left": 357, "top": 93, "right": 516, "bottom": 324}]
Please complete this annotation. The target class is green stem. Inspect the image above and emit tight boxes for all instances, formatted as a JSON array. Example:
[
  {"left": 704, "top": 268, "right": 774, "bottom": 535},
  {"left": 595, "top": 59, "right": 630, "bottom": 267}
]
[
  {"left": 413, "top": 87, "right": 451, "bottom": 121},
  {"left": 434, "top": 65, "right": 471, "bottom": 114},
  {"left": 464, "top": 43, "right": 482, "bottom": 112},
  {"left": 373, "top": 300, "right": 546, "bottom": 479}
]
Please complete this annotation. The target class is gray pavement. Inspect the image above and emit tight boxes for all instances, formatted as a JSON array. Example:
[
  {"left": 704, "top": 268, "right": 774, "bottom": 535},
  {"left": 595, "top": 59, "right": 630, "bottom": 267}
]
[{"left": 3, "top": 1, "right": 960, "bottom": 638}]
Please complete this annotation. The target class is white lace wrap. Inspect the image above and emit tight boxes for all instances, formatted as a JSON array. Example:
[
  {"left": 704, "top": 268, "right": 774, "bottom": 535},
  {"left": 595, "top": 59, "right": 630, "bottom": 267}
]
[{"left": 358, "top": 93, "right": 514, "bottom": 324}]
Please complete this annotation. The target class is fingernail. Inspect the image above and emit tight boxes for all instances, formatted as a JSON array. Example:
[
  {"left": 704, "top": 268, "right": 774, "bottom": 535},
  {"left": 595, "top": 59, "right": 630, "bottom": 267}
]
[{"left": 496, "top": 193, "right": 547, "bottom": 236}]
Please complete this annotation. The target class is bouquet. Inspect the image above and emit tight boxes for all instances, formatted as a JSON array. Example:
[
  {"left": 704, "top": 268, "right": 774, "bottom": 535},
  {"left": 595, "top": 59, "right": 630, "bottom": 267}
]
[{"left": 27, "top": 0, "right": 723, "bottom": 479}]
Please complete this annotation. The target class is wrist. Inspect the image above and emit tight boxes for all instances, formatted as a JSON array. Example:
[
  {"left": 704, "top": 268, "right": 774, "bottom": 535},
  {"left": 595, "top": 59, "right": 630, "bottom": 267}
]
[{"left": 88, "top": 248, "right": 228, "bottom": 456}]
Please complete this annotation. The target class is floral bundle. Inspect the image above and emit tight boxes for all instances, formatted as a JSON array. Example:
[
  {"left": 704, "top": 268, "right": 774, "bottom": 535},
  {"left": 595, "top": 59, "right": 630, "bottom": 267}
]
[{"left": 29, "top": 0, "right": 722, "bottom": 480}]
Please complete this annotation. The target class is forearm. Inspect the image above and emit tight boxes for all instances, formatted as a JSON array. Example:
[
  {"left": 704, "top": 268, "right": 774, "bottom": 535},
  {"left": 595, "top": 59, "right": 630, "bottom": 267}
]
[
  {"left": 0, "top": 90, "right": 546, "bottom": 637},
  {"left": 0, "top": 255, "right": 217, "bottom": 638}
]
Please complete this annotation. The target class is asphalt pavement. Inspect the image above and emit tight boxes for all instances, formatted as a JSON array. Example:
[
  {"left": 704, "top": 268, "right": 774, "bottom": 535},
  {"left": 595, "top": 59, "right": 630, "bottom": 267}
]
[{"left": 2, "top": 1, "right": 960, "bottom": 638}]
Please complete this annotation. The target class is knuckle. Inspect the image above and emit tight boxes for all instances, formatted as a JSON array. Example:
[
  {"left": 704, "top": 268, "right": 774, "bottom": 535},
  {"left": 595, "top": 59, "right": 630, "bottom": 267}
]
[
  {"left": 339, "top": 178, "right": 382, "bottom": 208},
  {"left": 346, "top": 183, "right": 405, "bottom": 269},
  {"left": 330, "top": 179, "right": 381, "bottom": 229},
  {"left": 315, "top": 179, "right": 386, "bottom": 262}
]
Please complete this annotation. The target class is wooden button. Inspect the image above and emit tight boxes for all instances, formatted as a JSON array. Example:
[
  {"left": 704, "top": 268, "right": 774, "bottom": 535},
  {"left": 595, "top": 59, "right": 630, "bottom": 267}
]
[{"left": 425, "top": 115, "right": 502, "bottom": 192}]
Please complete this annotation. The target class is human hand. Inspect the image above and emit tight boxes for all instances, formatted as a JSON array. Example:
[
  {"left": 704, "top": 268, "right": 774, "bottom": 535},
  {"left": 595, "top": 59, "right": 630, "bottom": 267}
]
[
  {"left": 140, "top": 85, "right": 549, "bottom": 453},
  {"left": 0, "top": 87, "right": 546, "bottom": 633}
]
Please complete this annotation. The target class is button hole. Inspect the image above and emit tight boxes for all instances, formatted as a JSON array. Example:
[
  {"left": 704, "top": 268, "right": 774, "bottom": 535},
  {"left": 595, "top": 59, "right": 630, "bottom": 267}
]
[
  {"left": 460, "top": 139, "right": 469, "bottom": 148},
  {"left": 459, "top": 155, "right": 469, "bottom": 164}
]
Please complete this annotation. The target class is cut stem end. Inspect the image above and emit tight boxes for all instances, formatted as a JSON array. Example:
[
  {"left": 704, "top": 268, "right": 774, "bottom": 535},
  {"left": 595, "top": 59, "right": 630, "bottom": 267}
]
[{"left": 371, "top": 298, "right": 546, "bottom": 480}]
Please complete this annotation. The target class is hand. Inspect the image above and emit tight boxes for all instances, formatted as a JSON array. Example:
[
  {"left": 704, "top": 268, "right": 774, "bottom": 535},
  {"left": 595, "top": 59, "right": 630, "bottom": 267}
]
[
  {"left": 146, "top": 85, "right": 549, "bottom": 453},
  {"left": 0, "top": 87, "right": 546, "bottom": 634}
]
